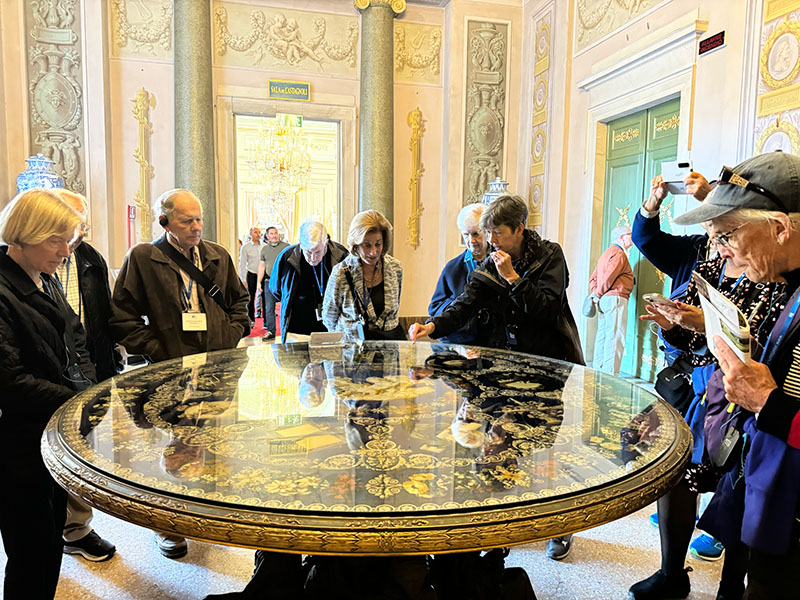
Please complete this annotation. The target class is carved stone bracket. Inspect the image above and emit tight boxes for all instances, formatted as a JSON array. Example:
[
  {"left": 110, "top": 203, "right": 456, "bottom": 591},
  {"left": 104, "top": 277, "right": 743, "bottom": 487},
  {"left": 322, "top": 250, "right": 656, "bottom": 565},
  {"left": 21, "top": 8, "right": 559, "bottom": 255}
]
[
  {"left": 214, "top": 5, "right": 359, "bottom": 73},
  {"left": 131, "top": 88, "right": 156, "bottom": 242},
  {"left": 407, "top": 108, "right": 425, "bottom": 248},
  {"left": 26, "top": 0, "right": 86, "bottom": 193},
  {"left": 463, "top": 21, "right": 508, "bottom": 206},
  {"left": 111, "top": 0, "right": 173, "bottom": 56}
]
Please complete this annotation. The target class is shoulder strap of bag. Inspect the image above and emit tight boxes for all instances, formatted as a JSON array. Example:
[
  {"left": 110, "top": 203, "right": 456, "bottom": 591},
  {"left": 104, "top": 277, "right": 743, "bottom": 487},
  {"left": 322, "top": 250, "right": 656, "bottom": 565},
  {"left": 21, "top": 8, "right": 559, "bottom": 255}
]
[{"left": 156, "top": 238, "right": 229, "bottom": 312}]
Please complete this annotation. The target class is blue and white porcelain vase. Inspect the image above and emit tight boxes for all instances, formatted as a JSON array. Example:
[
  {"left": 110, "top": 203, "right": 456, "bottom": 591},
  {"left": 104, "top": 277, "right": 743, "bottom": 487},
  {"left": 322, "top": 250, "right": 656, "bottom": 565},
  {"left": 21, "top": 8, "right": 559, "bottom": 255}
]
[
  {"left": 16, "top": 153, "right": 65, "bottom": 193},
  {"left": 480, "top": 177, "right": 510, "bottom": 206}
]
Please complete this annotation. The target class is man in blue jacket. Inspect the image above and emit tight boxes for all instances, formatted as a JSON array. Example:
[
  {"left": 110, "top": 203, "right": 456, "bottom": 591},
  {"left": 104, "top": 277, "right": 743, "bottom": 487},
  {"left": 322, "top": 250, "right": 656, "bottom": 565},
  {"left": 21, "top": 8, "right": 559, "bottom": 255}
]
[{"left": 428, "top": 203, "right": 491, "bottom": 346}]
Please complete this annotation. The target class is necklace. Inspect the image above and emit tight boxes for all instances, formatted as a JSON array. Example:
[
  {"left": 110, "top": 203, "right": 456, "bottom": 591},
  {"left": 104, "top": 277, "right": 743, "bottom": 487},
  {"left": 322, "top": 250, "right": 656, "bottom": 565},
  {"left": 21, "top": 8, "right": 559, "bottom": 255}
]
[{"left": 364, "top": 260, "right": 381, "bottom": 287}]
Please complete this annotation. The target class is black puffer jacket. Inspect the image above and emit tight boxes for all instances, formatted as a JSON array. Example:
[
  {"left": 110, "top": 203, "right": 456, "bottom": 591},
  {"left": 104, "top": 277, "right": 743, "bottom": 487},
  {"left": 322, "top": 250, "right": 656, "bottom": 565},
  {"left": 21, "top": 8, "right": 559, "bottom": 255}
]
[
  {"left": 0, "top": 247, "right": 96, "bottom": 467},
  {"left": 430, "top": 231, "right": 584, "bottom": 365},
  {"left": 73, "top": 242, "right": 122, "bottom": 381}
]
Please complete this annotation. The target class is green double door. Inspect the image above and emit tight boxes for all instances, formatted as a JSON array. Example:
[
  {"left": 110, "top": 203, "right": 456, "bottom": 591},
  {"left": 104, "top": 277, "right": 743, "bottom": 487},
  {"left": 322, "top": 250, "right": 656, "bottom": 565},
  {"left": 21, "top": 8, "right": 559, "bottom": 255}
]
[{"left": 603, "top": 98, "right": 680, "bottom": 380}]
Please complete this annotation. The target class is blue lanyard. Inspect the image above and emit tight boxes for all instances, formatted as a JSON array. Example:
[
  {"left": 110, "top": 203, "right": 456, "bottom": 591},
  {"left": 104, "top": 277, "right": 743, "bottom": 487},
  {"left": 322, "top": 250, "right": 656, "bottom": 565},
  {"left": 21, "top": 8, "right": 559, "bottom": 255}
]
[
  {"left": 182, "top": 278, "right": 194, "bottom": 309},
  {"left": 465, "top": 250, "right": 478, "bottom": 274},
  {"left": 761, "top": 289, "right": 800, "bottom": 364},
  {"left": 717, "top": 259, "right": 745, "bottom": 292},
  {"left": 312, "top": 262, "right": 327, "bottom": 298}
]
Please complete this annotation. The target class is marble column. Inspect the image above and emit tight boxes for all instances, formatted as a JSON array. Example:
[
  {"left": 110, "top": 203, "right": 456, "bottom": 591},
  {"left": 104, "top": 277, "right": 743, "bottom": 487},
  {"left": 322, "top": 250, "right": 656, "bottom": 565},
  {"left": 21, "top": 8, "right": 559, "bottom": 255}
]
[
  {"left": 355, "top": 0, "right": 406, "bottom": 223},
  {"left": 174, "top": 0, "right": 217, "bottom": 238}
]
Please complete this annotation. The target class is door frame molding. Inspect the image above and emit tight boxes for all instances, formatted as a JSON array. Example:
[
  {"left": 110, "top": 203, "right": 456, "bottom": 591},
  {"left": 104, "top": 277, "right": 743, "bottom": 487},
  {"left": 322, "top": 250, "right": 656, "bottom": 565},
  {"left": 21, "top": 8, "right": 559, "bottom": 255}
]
[{"left": 215, "top": 95, "right": 356, "bottom": 256}]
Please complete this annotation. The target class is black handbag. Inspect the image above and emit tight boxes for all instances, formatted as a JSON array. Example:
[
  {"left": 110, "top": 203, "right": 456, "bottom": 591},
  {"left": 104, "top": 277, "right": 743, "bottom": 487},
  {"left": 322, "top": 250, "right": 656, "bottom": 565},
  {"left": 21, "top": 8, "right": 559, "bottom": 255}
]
[{"left": 654, "top": 356, "right": 694, "bottom": 416}]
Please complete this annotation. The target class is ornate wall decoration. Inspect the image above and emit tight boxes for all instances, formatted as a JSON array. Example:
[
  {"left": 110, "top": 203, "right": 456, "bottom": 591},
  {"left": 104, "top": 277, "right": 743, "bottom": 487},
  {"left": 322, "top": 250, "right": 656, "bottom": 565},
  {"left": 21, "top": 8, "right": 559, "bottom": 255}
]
[
  {"left": 26, "top": 0, "right": 86, "bottom": 193},
  {"left": 754, "top": 11, "right": 800, "bottom": 155},
  {"left": 462, "top": 21, "right": 509, "bottom": 206},
  {"left": 528, "top": 7, "right": 554, "bottom": 230},
  {"left": 110, "top": 0, "right": 173, "bottom": 59},
  {"left": 214, "top": 3, "right": 359, "bottom": 77},
  {"left": 654, "top": 114, "right": 679, "bottom": 132},
  {"left": 131, "top": 88, "right": 156, "bottom": 242},
  {"left": 613, "top": 127, "right": 639, "bottom": 142},
  {"left": 394, "top": 23, "right": 442, "bottom": 84},
  {"left": 760, "top": 17, "right": 800, "bottom": 90},
  {"left": 575, "top": 0, "right": 659, "bottom": 53},
  {"left": 406, "top": 108, "right": 425, "bottom": 248}
]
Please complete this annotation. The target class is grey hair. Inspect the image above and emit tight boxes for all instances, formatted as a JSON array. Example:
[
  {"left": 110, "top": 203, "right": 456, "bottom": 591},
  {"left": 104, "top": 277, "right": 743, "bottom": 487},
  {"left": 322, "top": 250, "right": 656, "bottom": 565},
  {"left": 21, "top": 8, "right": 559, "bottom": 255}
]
[
  {"left": 479, "top": 195, "right": 528, "bottom": 231},
  {"left": 154, "top": 188, "right": 201, "bottom": 220},
  {"left": 710, "top": 209, "right": 800, "bottom": 234},
  {"left": 298, "top": 219, "right": 327, "bottom": 250},
  {"left": 610, "top": 226, "right": 631, "bottom": 241},
  {"left": 456, "top": 203, "right": 485, "bottom": 231}
]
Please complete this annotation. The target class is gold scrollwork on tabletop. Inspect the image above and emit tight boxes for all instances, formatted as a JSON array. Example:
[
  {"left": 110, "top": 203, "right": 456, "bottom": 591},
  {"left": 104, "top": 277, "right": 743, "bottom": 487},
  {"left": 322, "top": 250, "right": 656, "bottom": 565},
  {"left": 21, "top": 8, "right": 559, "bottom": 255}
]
[
  {"left": 761, "top": 17, "right": 800, "bottom": 90},
  {"left": 131, "top": 88, "right": 156, "bottom": 242},
  {"left": 407, "top": 107, "right": 425, "bottom": 248},
  {"left": 613, "top": 128, "right": 639, "bottom": 143}
]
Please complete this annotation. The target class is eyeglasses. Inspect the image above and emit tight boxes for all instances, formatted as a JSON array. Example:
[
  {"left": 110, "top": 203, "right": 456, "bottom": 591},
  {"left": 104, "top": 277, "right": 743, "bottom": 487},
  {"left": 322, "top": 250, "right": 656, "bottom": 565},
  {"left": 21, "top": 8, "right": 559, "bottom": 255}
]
[
  {"left": 708, "top": 223, "right": 747, "bottom": 248},
  {"left": 717, "top": 166, "right": 789, "bottom": 213}
]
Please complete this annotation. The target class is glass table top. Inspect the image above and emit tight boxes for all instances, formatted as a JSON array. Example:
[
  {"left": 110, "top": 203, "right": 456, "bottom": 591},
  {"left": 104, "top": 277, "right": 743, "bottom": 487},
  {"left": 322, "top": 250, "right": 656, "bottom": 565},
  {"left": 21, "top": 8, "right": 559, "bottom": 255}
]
[{"left": 43, "top": 341, "right": 690, "bottom": 554}]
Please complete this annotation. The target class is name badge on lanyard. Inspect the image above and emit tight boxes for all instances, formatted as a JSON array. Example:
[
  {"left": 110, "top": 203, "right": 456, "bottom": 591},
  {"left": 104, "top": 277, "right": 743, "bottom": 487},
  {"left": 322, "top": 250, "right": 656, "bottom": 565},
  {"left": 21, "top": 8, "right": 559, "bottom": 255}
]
[{"left": 183, "top": 312, "right": 208, "bottom": 331}]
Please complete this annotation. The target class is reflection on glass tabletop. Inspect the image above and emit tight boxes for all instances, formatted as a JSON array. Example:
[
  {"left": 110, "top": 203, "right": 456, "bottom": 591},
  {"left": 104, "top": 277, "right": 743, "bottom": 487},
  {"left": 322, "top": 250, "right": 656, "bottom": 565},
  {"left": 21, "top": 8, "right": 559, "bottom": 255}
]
[{"left": 44, "top": 342, "right": 690, "bottom": 554}]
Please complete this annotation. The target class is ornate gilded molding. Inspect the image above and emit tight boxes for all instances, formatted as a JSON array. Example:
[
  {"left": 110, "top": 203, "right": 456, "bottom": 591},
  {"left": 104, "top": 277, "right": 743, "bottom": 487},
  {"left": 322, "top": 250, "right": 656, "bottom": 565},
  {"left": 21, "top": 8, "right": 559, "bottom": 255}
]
[
  {"left": 27, "top": 0, "right": 86, "bottom": 193},
  {"left": 406, "top": 108, "right": 425, "bottom": 249},
  {"left": 528, "top": 9, "right": 553, "bottom": 230},
  {"left": 614, "top": 127, "right": 640, "bottom": 142},
  {"left": 355, "top": 0, "right": 407, "bottom": 14},
  {"left": 615, "top": 203, "right": 631, "bottom": 229},
  {"left": 111, "top": 0, "right": 173, "bottom": 57},
  {"left": 463, "top": 21, "right": 508, "bottom": 206},
  {"left": 654, "top": 114, "right": 679, "bottom": 132},
  {"left": 576, "top": 0, "right": 655, "bottom": 53},
  {"left": 760, "top": 17, "right": 800, "bottom": 90},
  {"left": 214, "top": 5, "right": 359, "bottom": 74},
  {"left": 755, "top": 116, "right": 800, "bottom": 154},
  {"left": 131, "top": 88, "right": 156, "bottom": 242},
  {"left": 394, "top": 23, "right": 441, "bottom": 83}
]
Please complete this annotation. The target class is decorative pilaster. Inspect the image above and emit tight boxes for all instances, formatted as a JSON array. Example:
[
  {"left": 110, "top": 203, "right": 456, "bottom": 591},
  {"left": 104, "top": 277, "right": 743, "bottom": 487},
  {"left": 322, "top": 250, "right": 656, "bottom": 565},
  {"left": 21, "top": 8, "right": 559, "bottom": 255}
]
[
  {"left": 355, "top": 0, "right": 406, "bottom": 223},
  {"left": 132, "top": 88, "right": 156, "bottom": 242},
  {"left": 174, "top": 0, "right": 217, "bottom": 238},
  {"left": 25, "top": 0, "right": 87, "bottom": 193},
  {"left": 406, "top": 108, "right": 425, "bottom": 248}
]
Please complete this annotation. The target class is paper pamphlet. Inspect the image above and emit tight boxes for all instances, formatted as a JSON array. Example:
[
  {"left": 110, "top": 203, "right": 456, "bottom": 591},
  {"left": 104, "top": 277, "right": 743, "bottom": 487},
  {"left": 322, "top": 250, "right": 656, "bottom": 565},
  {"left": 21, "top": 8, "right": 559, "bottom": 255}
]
[{"left": 691, "top": 271, "right": 750, "bottom": 363}]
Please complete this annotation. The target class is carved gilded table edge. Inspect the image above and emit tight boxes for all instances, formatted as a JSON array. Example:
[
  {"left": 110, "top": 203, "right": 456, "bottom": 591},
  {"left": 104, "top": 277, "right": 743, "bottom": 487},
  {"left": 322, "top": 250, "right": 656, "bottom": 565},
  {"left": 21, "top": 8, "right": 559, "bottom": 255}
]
[{"left": 42, "top": 405, "right": 691, "bottom": 556}]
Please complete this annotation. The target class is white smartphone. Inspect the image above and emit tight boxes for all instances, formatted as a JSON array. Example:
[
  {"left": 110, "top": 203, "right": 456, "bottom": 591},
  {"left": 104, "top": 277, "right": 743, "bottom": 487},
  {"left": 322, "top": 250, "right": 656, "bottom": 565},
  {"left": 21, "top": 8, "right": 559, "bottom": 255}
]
[
  {"left": 661, "top": 160, "right": 693, "bottom": 195},
  {"left": 643, "top": 293, "right": 677, "bottom": 307}
]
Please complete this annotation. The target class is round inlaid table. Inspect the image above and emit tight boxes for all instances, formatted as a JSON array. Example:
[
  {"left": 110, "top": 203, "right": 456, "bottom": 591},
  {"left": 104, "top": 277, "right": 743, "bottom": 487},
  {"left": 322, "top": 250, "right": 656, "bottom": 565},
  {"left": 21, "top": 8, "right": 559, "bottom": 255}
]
[{"left": 42, "top": 341, "right": 691, "bottom": 555}]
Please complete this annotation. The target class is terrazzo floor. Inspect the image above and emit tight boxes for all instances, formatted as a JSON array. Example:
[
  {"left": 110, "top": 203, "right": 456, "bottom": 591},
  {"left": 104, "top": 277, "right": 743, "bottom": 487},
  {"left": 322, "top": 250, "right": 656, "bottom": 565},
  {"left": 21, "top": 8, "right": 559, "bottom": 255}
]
[{"left": 0, "top": 501, "right": 724, "bottom": 599}]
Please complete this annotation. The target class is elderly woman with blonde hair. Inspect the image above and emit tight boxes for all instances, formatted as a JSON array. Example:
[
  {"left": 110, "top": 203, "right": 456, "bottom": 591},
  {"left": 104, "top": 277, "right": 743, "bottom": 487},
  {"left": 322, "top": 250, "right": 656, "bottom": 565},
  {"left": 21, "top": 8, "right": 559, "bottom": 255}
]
[
  {"left": 322, "top": 209, "right": 405, "bottom": 340},
  {"left": 0, "top": 189, "right": 96, "bottom": 598}
]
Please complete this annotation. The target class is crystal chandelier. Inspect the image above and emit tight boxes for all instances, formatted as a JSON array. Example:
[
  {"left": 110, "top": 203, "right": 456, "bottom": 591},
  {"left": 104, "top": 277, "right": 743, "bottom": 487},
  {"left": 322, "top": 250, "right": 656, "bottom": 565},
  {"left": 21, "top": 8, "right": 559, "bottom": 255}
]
[{"left": 248, "top": 114, "right": 312, "bottom": 229}]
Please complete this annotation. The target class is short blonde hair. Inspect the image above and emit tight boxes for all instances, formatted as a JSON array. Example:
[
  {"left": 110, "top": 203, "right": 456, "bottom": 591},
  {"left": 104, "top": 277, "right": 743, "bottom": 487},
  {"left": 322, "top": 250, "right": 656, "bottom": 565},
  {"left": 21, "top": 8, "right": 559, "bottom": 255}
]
[
  {"left": 346, "top": 210, "right": 393, "bottom": 256},
  {"left": 57, "top": 189, "right": 88, "bottom": 218},
  {"left": 0, "top": 189, "right": 82, "bottom": 246}
]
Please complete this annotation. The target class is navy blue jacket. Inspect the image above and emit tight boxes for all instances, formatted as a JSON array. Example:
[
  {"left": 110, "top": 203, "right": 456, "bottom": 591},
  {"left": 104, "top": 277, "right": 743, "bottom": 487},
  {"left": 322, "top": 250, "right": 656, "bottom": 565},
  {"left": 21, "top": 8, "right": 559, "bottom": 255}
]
[
  {"left": 631, "top": 210, "right": 707, "bottom": 294},
  {"left": 428, "top": 249, "right": 490, "bottom": 345},
  {"left": 269, "top": 240, "right": 348, "bottom": 343}
]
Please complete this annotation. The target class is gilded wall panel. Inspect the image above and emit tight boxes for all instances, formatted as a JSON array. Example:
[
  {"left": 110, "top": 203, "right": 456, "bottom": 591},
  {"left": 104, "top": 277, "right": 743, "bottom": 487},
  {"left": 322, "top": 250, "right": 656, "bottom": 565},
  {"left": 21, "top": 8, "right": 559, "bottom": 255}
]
[
  {"left": 462, "top": 20, "right": 509, "bottom": 206},
  {"left": 394, "top": 22, "right": 442, "bottom": 84},
  {"left": 528, "top": 7, "right": 553, "bottom": 230},
  {"left": 213, "top": 2, "right": 359, "bottom": 77},
  {"left": 110, "top": 0, "right": 173, "bottom": 60},
  {"left": 754, "top": 11, "right": 800, "bottom": 155},
  {"left": 575, "top": 0, "right": 664, "bottom": 53},
  {"left": 26, "top": 0, "right": 87, "bottom": 193}
]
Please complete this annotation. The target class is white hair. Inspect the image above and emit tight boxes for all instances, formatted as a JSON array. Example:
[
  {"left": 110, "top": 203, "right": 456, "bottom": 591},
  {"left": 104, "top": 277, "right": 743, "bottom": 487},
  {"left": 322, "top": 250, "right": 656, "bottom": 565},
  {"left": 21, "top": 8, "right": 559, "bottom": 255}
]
[
  {"left": 298, "top": 219, "right": 327, "bottom": 250},
  {"left": 611, "top": 226, "right": 631, "bottom": 241},
  {"left": 154, "top": 188, "right": 201, "bottom": 220},
  {"left": 456, "top": 203, "right": 485, "bottom": 231}
]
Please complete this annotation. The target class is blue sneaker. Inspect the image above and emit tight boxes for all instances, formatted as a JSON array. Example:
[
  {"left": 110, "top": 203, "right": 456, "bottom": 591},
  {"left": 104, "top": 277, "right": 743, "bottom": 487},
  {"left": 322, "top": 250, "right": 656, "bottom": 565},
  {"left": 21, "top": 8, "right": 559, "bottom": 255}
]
[
  {"left": 689, "top": 534, "right": 723, "bottom": 561},
  {"left": 649, "top": 512, "right": 659, "bottom": 528}
]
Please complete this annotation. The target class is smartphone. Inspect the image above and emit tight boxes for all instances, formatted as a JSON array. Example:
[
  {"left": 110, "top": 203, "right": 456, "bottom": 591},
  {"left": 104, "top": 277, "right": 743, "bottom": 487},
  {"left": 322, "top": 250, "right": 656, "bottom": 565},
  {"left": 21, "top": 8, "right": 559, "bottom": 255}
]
[
  {"left": 643, "top": 293, "right": 677, "bottom": 307},
  {"left": 662, "top": 160, "right": 693, "bottom": 195}
]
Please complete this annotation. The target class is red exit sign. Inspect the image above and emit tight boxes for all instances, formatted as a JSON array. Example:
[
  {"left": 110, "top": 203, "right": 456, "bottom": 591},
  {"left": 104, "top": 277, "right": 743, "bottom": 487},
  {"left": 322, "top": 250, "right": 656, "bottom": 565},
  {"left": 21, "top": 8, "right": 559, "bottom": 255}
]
[{"left": 699, "top": 31, "right": 725, "bottom": 56}]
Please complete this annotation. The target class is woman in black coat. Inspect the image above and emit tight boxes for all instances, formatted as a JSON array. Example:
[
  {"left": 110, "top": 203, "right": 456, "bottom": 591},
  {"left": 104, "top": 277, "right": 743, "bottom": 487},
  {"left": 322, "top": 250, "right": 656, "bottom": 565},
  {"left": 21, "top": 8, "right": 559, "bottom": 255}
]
[{"left": 0, "top": 189, "right": 96, "bottom": 599}]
